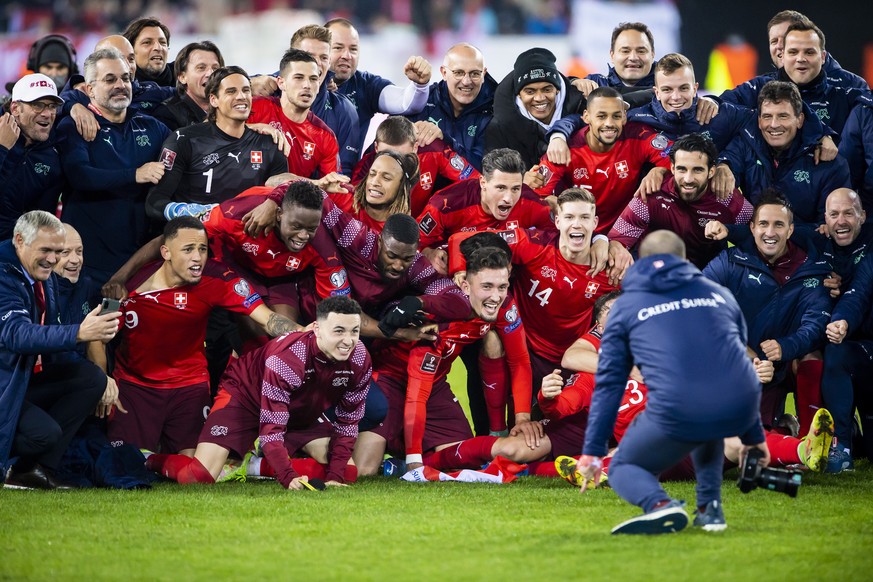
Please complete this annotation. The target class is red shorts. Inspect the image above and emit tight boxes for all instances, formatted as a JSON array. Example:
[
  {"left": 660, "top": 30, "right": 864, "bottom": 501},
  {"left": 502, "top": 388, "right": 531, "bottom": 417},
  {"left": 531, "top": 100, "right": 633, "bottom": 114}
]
[
  {"left": 199, "top": 388, "right": 335, "bottom": 458},
  {"left": 370, "top": 375, "right": 473, "bottom": 456},
  {"left": 107, "top": 380, "right": 210, "bottom": 453},
  {"left": 542, "top": 410, "right": 588, "bottom": 460}
]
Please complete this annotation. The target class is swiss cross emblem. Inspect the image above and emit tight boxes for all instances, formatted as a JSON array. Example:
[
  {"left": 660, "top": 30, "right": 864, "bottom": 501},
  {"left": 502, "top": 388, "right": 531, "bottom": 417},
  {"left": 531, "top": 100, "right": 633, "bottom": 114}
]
[
  {"left": 420, "top": 172, "right": 433, "bottom": 190},
  {"left": 303, "top": 141, "right": 315, "bottom": 160},
  {"left": 174, "top": 292, "right": 188, "bottom": 309},
  {"left": 615, "top": 160, "right": 629, "bottom": 178},
  {"left": 505, "top": 220, "right": 519, "bottom": 229},
  {"left": 286, "top": 257, "right": 301, "bottom": 270},
  {"left": 480, "top": 324, "right": 491, "bottom": 336},
  {"left": 250, "top": 151, "right": 262, "bottom": 164},
  {"left": 584, "top": 281, "right": 600, "bottom": 297}
]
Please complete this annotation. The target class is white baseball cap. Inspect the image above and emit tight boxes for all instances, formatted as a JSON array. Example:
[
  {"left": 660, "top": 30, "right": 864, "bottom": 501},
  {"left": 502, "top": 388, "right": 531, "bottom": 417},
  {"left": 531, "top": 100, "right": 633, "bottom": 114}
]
[{"left": 11, "top": 73, "right": 64, "bottom": 104}]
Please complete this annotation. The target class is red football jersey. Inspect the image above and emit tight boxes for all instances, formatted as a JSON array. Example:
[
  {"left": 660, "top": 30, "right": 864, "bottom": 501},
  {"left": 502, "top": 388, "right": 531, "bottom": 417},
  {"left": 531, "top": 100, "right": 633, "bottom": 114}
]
[
  {"left": 352, "top": 138, "right": 481, "bottom": 217},
  {"left": 248, "top": 97, "right": 340, "bottom": 179},
  {"left": 202, "top": 188, "right": 351, "bottom": 299},
  {"left": 509, "top": 228, "right": 618, "bottom": 364},
  {"left": 416, "top": 179, "right": 554, "bottom": 250},
  {"left": 327, "top": 189, "right": 385, "bottom": 232},
  {"left": 114, "top": 260, "right": 263, "bottom": 388},
  {"left": 375, "top": 296, "right": 529, "bottom": 456},
  {"left": 534, "top": 122, "right": 672, "bottom": 234},
  {"left": 609, "top": 174, "right": 753, "bottom": 269},
  {"left": 538, "top": 330, "right": 647, "bottom": 442},
  {"left": 221, "top": 330, "right": 371, "bottom": 486}
]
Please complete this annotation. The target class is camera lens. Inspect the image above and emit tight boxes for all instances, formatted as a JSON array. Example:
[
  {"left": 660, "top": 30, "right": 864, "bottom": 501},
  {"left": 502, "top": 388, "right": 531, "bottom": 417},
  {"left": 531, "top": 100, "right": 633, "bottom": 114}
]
[{"left": 757, "top": 468, "right": 802, "bottom": 498}]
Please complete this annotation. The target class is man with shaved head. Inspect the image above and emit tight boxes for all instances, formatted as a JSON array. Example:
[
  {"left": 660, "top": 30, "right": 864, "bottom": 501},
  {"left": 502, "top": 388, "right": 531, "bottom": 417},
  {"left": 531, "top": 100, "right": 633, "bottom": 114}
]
[
  {"left": 406, "top": 43, "right": 497, "bottom": 170},
  {"left": 577, "top": 229, "right": 768, "bottom": 535}
]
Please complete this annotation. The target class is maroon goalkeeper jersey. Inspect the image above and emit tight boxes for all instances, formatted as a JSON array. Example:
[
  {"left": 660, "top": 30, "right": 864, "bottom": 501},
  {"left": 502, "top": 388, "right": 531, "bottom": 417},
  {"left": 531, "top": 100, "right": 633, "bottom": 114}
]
[
  {"left": 609, "top": 174, "right": 753, "bottom": 269},
  {"left": 320, "top": 196, "right": 471, "bottom": 320},
  {"left": 220, "top": 330, "right": 371, "bottom": 486}
]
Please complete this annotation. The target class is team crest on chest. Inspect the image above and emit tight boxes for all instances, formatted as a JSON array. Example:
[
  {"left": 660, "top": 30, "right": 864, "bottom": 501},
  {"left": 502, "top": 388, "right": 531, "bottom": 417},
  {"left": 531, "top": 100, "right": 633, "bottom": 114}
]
[
  {"left": 420, "top": 171, "right": 433, "bottom": 190},
  {"left": 250, "top": 151, "right": 262, "bottom": 169},
  {"left": 573, "top": 167, "right": 588, "bottom": 180},
  {"left": 286, "top": 256, "right": 301, "bottom": 270},
  {"left": 615, "top": 160, "right": 629, "bottom": 179},
  {"left": 303, "top": 141, "right": 316, "bottom": 160},
  {"left": 505, "top": 220, "right": 519, "bottom": 230},
  {"left": 541, "top": 266, "right": 557, "bottom": 281},
  {"left": 173, "top": 292, "right": 188, "bottom": 309},
  {"left": 584, "top": 281, "right": 600, "bottom": 298}
]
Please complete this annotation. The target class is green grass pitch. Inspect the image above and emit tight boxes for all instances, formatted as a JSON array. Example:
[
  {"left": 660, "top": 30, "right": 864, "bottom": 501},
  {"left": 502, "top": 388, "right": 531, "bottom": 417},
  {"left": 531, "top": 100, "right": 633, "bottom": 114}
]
[{"left": 3, "top": 361, "right": 871, "bottom": 580}]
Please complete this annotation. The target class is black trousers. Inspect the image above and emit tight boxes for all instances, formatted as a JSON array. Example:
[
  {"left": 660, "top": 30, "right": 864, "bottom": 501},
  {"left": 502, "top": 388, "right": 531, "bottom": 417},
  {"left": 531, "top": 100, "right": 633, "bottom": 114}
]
[{"left": 12, "top": 360, "right": 105, "bottom": 470}]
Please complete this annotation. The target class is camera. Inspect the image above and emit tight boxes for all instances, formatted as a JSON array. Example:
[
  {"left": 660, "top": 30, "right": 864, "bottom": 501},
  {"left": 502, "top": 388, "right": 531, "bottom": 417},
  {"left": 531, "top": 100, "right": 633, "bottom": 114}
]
[{"left": 737, "top": 447, "right": 801, "bottom": 497}]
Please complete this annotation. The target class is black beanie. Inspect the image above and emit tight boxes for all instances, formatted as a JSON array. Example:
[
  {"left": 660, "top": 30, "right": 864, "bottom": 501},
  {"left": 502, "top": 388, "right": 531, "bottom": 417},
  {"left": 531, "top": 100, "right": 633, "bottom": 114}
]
[
  {"left": 513, "top": 48, "right": 560, "bottom": 94},
  {"left": 37, "top": 40, "right": 72, "bottom": 69}
]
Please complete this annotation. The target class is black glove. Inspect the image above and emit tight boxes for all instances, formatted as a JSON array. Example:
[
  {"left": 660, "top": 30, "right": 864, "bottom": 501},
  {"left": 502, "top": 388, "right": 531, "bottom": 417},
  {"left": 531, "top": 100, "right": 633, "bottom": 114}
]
[{"left": 378, "top": 296, "right": 426, "bottom": 337}]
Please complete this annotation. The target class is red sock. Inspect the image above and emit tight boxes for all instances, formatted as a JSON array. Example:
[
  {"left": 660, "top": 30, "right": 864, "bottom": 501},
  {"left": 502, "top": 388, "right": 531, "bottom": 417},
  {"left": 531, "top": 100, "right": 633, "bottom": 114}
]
[
  {"left": 146, "top": 453, "right": 195, "bottom": 480},
  {"left": 527, "top": 460, "right": 561, "bottom": 477},
  {"left": 424, "top": 436, "right": 498, "bottom": 469},
  {"left": 291, "top": 458, "right": 325, "bottom": 479},
  {"left": 766, "top": 432, "right": 801, "bottom": 466},
  {"left": 479, "top": 355, "right": 509, "bottom": 432},
  {"left": 795, "top": 360, "right": 823, "bottom": 431},
  {"left": 176, "top": 457, "right": 215, "bottom": 484}
]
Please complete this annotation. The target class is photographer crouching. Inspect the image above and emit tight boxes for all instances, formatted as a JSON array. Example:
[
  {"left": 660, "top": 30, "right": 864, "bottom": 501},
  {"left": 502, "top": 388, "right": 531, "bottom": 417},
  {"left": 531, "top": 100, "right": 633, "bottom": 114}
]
[{"left": 575, "top": 230, "right": 771, "bottom": 534}]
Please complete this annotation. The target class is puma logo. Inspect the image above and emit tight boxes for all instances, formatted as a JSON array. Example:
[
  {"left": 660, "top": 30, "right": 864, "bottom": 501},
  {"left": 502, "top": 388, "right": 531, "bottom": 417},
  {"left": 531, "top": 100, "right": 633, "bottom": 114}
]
[
  {"left": 175, "top": 130, "right": 183, "bottom": 139},
  {"left": 595, "top": 168, "right": 609, "bottom": 178},
  {"left": 563, "top": 276, "right": 577, "bottom": 289},
  {"left": 227, "top": 151, "right": 241, "bottom": 163},
  {"left": 142, "top": 293, "right": 161, "bottom": 303},
  {"left": 102, "top": 135, "right": 112, "bottom": 146},
  {"left": 748, "top": 273, "right": 763, "bottom": 284},
  {"left": 266, "top": 249, "right": 280, "bottom": 258},
  {"left": 483, "top": 382, "right": 497, "bottom": 390},
  {"left": 285, "top": 132, "right": 297, "bottom": 145}
]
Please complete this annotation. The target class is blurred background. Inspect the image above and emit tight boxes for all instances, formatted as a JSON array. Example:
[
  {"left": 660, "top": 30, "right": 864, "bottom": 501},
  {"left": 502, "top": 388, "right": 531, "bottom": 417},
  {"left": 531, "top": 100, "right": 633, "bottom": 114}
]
[{"left": 1, "top": 0, "right": 870, "bottom": 93}]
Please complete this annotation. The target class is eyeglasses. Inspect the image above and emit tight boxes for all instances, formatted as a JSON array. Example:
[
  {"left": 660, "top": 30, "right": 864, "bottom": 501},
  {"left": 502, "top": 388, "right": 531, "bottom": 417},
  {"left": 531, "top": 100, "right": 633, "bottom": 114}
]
[
  {"left": 449, "top": 69, "right": 483, "bottom": 81},
  {"left": 24, "top": 101, "right": 59, "bottom": 114}
]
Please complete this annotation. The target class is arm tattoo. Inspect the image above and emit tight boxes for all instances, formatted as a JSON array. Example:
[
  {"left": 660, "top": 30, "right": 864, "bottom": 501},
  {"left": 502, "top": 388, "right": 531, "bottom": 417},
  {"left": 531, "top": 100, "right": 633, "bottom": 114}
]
[{"left": 265, "top": 312, "right": 300, "bottom": 337}]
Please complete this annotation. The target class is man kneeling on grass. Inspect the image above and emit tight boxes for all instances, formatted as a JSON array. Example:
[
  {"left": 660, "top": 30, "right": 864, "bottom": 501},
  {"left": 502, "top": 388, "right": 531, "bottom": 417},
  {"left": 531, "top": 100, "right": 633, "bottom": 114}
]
[{"left": 145, "top": 296, "right": 371, "bottom": 489}]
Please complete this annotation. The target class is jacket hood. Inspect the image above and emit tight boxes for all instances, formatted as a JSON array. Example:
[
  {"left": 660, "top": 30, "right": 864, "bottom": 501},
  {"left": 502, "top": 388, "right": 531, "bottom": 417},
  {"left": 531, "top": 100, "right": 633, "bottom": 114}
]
[{"left": 622, "top": 253, "right": 701, "bottom": 293}]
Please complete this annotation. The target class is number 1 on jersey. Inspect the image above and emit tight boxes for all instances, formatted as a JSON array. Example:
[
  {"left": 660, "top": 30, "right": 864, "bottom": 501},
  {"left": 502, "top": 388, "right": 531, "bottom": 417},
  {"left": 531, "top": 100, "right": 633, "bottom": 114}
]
[
  {"left": 528, "top": 279, "right": 553, "bottom": 307},
  {"left": 202, "top": 168, "right": 213, "bottom": 194}
]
